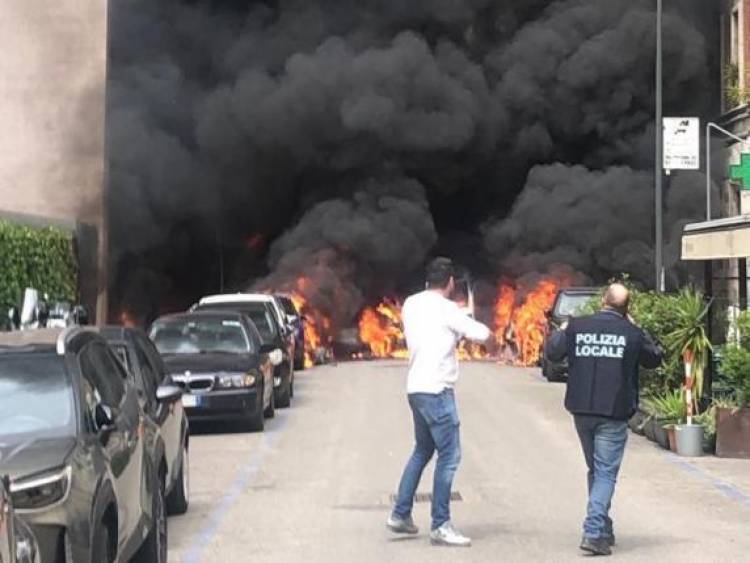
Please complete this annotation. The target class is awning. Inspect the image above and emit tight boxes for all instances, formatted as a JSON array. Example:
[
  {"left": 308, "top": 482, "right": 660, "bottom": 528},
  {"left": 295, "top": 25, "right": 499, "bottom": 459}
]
[{"left": 682, "top": 215, "right": 750, "bottom": 260}]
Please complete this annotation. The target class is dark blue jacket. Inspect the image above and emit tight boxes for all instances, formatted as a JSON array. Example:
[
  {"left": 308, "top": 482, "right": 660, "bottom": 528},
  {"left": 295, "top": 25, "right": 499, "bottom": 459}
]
[{"left": 545, "top": 309, "right": 663, "bottom": 420}]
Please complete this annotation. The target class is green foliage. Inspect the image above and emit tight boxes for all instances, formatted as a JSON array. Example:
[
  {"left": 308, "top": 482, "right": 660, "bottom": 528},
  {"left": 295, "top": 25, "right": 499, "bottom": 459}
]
[
  {"left": 718, "top": 345, "right": 750, "bottom": 407},
  {"left": 581, "top": 283, "right": 706, "bottom": 395},
  {"left": 724, "top": 64, "right": 750, "bottom": 109},
  {"left": 663, "top": 288, "right": 712, "bottom": 405},
  {"left": 643, "top": 389, "right": 687, "bottom": 422},
  {"left": 735, "top": 310, "right": 750, "bottom": 349},
  {"left": 0, "top": 220, "right": 77, "bottom": 308}
]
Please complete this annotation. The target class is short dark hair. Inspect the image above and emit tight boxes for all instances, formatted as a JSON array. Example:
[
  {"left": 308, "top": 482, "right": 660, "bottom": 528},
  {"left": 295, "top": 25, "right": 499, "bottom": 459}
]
[{"left": 425, "top": 257, "right": 455, "bottom": 289}]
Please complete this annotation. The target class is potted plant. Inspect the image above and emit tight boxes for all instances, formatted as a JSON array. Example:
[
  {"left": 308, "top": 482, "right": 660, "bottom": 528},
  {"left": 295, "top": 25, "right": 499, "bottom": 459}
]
[
  {"left": 716, "top": 343, "right": 750, "bottom": 458},
  {"left": 665, "top": 288, "right": 712, "bottom": 457},
  {"left": 643, "top": 390, "right": 686, "bottom": 451}
]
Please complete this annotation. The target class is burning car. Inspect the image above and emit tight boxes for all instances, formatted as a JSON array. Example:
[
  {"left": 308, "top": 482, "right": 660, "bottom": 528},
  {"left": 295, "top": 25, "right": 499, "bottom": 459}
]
[{"left": 540, "top": 287, "right": 600, "bottom": 382}]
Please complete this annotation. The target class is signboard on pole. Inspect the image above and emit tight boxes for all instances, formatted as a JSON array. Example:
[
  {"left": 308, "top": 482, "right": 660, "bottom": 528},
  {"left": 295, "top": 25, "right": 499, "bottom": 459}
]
[{"left": 663, "top": 117, "right": 700, "bottom": 170}]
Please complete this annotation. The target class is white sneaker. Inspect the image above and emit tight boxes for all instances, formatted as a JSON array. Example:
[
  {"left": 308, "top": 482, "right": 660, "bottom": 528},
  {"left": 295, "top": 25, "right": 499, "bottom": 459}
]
[{"left": 429, "top": 521, "right": 471, "bottom": 547}]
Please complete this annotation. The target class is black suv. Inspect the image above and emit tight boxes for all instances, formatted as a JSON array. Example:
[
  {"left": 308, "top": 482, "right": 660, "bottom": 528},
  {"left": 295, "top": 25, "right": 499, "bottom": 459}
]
[
  {"left": 541, "top": 287, "right": 600, "bottom": 382},
  {"left": 0, "top": 327, "right": 180, "bottom": 562},
  {"left": 96, "top": 327, "right": 190, "bottom": 515},
  {"left": 149, "top": 311, "right": 278, "bottom": 431}
]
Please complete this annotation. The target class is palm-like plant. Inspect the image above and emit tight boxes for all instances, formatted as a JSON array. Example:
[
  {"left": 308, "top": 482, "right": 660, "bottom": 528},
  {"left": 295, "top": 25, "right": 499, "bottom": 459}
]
[{"left": 664, "top": 288, "right": 712, "bottom": 419}]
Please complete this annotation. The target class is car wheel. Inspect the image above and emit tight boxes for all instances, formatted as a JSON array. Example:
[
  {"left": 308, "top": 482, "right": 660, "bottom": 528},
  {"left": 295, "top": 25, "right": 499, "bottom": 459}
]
[
  {"left": 134, "top": 474, "right": 167, "bottom": 563},
  {"left": 244, "top": 386, "right": 265, "bottom": 432},
  {"left": 166, "top": 445, "right": 190, "bottom": 515},
  {"left": 275, "top": 370, "right": 292, "bottom": 409},
  {"left": 264, "top": 384, "right": 276, "bottom": 418},
  {"left": 91, "top": 519, "right": 115, "bottom": 563}
]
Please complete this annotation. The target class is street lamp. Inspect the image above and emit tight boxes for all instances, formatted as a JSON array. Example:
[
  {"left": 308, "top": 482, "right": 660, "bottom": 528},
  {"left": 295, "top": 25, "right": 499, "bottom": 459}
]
[
  {"left": 705, "top": 121, "right": 750, "bottom": 220},
  {"left": 655, "top": 0, "right": 664, "bottom": 292}
]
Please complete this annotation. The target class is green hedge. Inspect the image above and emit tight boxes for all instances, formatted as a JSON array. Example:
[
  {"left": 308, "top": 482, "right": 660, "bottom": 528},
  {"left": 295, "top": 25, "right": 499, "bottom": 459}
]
[{"left": 0, "top": 219, "right": 78, "bottom": 307}]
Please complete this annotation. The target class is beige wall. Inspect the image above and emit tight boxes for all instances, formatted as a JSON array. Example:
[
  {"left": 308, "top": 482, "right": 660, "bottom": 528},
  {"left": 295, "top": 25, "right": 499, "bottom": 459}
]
[
  {"left": 0, "top": 0, "right": 108, "bottom": 318},
  {"left": 0, "top": 1, "right": 107, "bottom": 222}
]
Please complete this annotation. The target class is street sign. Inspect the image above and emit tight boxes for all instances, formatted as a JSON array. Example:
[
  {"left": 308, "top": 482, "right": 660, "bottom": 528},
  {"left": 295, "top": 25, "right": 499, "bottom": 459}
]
[
  {"left": 663, "top": 117, "right": 700, "bottom": 170},
  {"left": 730, "top": 153, "right": 750, "bottom": 190}
]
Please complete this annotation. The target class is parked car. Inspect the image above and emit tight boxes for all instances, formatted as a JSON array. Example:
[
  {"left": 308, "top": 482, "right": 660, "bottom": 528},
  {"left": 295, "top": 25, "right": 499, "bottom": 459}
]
[
  {"left": 195, "top": 294, "right": 296, "bottom": 369},
  {"left": 274, "top": 294, "right": 306, "bottom": 370},
  {"left": 0, "top": 327, "right": 180, "bottom": 562},
  {"left": 1, "top": 475, "right": 41, "bottom": 563},
  {"left": 149, "top": 311, "right": 280, "bottom": 431},
  {"left": 95, "top": 327, "right": 190, "bottom": 515},
  {"left": 541, "top": 287, "right": 600, "bottom": 382},
  {"left": 193, "top": 298, "right": 295, "bottom": 408}
]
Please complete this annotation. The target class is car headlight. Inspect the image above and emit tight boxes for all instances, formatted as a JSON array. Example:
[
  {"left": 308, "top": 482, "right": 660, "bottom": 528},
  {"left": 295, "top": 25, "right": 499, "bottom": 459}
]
[
  {"left": 13, "top": 515, "right": 41, "bottom": 563},
  {"left": 217, "top": 373, "right": 256, "bottom": 388},
  {"left": 11, "top": 466, "right": 72, "bottom": 511}
]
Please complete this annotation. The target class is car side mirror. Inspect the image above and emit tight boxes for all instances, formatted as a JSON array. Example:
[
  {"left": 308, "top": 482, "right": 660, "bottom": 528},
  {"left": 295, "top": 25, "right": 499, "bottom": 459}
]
[
  {"left": 94, "top": 404, "right": 115, "bottom": 431},
  {"left": 156, "top": 384, "right": 183, "bottom": 404}
]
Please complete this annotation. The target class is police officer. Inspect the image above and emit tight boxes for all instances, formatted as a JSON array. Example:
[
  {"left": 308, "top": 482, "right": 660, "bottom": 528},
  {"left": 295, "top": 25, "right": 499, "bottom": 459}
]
[{"left": 545, "top": 283, "right": 662, "bottom": 556}]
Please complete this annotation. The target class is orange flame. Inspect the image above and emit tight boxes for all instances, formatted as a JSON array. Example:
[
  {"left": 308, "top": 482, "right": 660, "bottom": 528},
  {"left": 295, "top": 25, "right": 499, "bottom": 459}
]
[
  {"left": 358, "top": 298, "right": 487, "bottom": 361},
  {"left": 358, "top": 299, "right": 406, "bottom": 358},
  {"left": 493, "top": 279, "right": 561, "bottom": 366},
  {"left": 289, "top": 278, "right": 331, "bottom": 368}
]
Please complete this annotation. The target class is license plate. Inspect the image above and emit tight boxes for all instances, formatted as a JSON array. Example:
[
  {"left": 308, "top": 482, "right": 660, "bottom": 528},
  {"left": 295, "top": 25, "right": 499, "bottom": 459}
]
[{"left": 182, "top": 394, "right": 199, "bottom": 408}]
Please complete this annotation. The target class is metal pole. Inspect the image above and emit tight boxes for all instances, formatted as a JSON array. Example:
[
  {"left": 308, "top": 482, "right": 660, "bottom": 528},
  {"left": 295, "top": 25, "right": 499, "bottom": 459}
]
[
  {"left": 706, "top": 122, "right": 712, "bottom": 220},
  {"left": 655, "top": 0, "right": 664, "bottom": 292}
]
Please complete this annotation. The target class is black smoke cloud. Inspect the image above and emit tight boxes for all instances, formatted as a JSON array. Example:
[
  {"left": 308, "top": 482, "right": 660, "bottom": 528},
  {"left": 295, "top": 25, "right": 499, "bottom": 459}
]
[{"left": 107, "top": 0, "right": 716, "bottom": 324}]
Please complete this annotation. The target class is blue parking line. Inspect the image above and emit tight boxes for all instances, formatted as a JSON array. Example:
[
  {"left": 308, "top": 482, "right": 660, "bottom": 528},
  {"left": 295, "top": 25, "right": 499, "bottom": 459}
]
[
  {"left": 180, "top": 416, "right": 287, "bottom": 563},
  {"left": 664, "top": 453, "right": 750, "bottom": 511}
]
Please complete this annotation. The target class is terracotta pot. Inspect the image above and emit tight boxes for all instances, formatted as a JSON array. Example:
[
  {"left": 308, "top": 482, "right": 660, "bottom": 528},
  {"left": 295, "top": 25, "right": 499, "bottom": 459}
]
[{"left": 716, "top": 407, "right": 750, "bottom": 459}]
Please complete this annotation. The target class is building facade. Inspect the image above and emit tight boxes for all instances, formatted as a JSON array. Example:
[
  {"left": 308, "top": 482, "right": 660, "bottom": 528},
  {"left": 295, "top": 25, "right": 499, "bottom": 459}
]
[{"left": 0, "top": 1, "right": 109, "bottom": 320}]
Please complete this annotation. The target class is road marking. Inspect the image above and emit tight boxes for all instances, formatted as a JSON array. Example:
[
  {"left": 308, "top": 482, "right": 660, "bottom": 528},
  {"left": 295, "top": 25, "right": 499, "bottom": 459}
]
[
  {"left": 180, "top": 415, "right": 287, "bottom": 563},
  {"left": 664, "top": 453, "right": 750, "bottom": 511}
]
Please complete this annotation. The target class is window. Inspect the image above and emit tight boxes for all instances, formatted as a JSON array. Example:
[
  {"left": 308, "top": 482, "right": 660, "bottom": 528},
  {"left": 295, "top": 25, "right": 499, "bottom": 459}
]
[
  {"left": 150, "top": 316, "right": 253, "bottom": 355},
  {"left": 79, "top": 342, "right": 126, "bottom": 407},
  {"left": 0, "top": 355, "right": 75, "bottom": 438}
]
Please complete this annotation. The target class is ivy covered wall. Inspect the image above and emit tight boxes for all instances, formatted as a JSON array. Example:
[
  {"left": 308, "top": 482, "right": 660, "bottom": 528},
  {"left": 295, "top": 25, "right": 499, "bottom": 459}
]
[{"left": 0, "top": 219, "right": 78, "bottom": 307}]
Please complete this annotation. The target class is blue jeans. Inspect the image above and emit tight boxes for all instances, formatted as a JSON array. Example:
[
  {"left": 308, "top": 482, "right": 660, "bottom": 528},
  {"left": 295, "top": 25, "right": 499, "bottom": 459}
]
[
  {"left": 393, "top": 389, "right": 461, "bottom": 530},
  {"left": 574, "top": 415, "right": 628, "bottom": 540}
]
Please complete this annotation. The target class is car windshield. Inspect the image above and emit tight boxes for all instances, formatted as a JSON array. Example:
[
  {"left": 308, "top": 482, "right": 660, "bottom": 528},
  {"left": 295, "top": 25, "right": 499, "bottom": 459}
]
[
  {"left": 0, "top": 355, "right": 75, "bottom": 439},
  {"left": 150, "top": 317, "right": 252, "bottom": 354},
  {"left": 556, "top": 293, "right": 596, "bottom": 317},
  {"left": 196, "top": 303, "right": 277, "bottom": 343}
]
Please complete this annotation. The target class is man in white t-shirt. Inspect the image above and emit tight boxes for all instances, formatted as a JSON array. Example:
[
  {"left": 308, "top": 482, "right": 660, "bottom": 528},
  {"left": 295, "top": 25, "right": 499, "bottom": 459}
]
[{"left": 386, "top": 258, "right": 491, "bottom": 547}]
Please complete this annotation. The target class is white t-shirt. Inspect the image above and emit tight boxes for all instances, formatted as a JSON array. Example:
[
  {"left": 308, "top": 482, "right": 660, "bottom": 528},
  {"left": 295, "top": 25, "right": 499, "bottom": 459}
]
[{"left": 402, "top": 290, "right": 491, "bottom": 394}]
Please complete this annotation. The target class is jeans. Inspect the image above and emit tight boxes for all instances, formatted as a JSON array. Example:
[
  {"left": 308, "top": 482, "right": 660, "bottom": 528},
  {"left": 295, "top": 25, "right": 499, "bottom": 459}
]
[
  {"left": 574, "top": 415, "right": 628, "bottom": 540},
  {"left": 393, "top": 389, "right": 461, "bottom": 530}
]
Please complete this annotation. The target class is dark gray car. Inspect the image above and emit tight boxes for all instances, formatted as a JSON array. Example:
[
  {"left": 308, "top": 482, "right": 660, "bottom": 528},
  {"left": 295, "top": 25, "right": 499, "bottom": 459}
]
[
  {"left": 96, "top": 327, "right": 190, "bottom": 516},
  {"left": 0, "top": 328, "right": 180, "bottom": 562}
]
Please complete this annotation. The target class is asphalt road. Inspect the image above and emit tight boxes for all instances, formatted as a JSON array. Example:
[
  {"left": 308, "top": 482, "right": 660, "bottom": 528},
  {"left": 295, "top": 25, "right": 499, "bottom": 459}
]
[{"left": 167, "top": 361, "right": 750, "bottom": 562}]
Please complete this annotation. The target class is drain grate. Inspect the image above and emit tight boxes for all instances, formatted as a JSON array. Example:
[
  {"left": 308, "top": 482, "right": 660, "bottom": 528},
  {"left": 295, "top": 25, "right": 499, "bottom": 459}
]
[{"left": 390, "top": 492, "right": 463, "bottom": 503}]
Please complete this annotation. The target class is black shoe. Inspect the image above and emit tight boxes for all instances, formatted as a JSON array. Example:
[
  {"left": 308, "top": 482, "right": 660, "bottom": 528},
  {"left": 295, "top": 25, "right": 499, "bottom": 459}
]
[
  {"left": 580, "top": 537, "right": 612, "bottom": 556},
  {"left": 603, "top": 534, "right": 616, "bottom": 547}
]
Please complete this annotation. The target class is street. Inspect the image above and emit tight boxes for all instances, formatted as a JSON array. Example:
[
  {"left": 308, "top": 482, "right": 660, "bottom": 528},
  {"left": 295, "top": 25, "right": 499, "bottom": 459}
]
[{"left": 168, "top": 362, "right": 750, "bottom": 563}]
